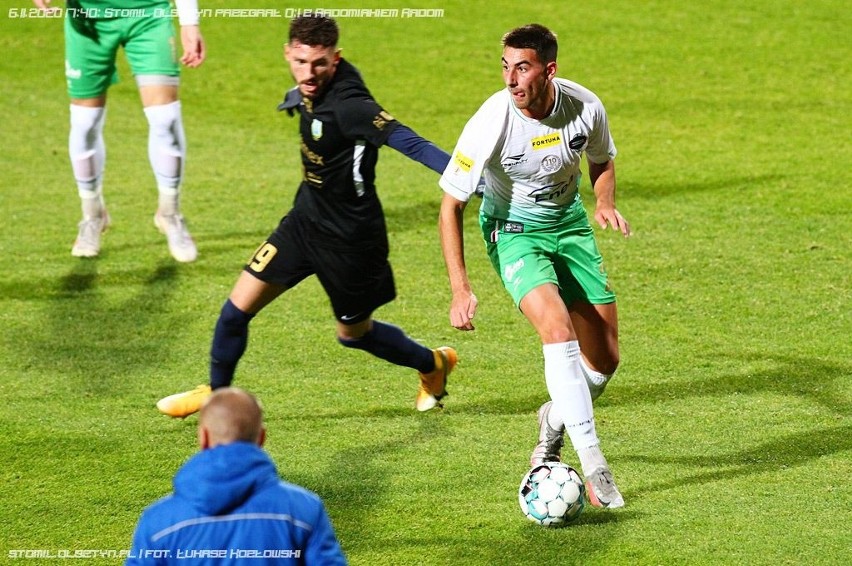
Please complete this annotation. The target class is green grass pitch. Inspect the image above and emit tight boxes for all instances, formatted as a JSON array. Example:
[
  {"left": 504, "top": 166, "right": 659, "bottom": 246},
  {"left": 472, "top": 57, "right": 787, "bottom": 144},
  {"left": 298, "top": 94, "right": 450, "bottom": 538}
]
[{"left": 1, "top": 0, "right": 850, "bottom": 564}]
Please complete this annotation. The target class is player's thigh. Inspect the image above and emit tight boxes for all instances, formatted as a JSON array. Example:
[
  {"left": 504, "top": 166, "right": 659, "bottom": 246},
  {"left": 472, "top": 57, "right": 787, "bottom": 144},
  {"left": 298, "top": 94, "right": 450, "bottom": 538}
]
[
  {"left": 519, "top": 283, "right": 576, "bottom": 344},
  {"left": 239, "top": 216, "right": 314, "bottom": 310},
  {"left": 552, "top": 217, "right": 616, "bottom": 305},
  {"left": 123, "top": 16, "right": 179, "bottom": 78},
  {"left": 139, "top": 84, "right": 178, "bottom": 107},
  {"left": 553, "top": 218, "right": 620, "bottom": 371},
  {"left": 484, "top": 228, "right": 558, "bottom": 308},
  {"left": 314, "top": 241, "right": 396, "bottom": 324},
  {"left": 64, "top": 16, "right": 121, "bottom": 98},
  {"left": 229, "top": 271, "right": 286, "bottom": 315}
]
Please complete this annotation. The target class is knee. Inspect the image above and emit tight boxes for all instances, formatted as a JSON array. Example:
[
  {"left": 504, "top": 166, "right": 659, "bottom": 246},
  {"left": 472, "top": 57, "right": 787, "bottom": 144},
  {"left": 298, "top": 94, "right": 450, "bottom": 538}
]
[
  {"left": 337, "top": 329, "right": 371, "bottom": 351},
  {"left": 336, "top": 319, "right": 371, "bottom": 346},
  {"left": 218, "top": 299, "right": 253, "bottom": 331},
  {"left": 590, "top": 351, "right": 620, "bottom": 376},
  {"left": 537, "top": 326, "right": 574, "bottom": 345},
  {"left": 69, "top": 105, "right": 106, "bottom": 142},
  {"left": 144, "top": 102, "right": 185, "bottom": 156},
  {"left": 144, "top": 101, "right": 181, "bottom": 131},
  {"left": 600, "top": 358, "right": 619, "bottom": 376}
]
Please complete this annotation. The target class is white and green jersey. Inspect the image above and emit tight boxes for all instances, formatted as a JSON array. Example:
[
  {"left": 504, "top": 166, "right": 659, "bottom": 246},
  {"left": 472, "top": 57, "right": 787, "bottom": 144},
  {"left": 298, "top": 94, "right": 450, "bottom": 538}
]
[{"left": 439, "top": 78, "right": 617, "bottom": 227}]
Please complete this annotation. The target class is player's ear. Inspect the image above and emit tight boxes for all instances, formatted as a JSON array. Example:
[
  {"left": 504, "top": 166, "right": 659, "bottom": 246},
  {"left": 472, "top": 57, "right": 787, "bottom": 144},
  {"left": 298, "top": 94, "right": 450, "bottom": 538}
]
[
  {"left": 198, "top": 425, "right": 211, "bottom": 450},
  {"left": 546, "top": 61, "right": 558, "bottom": 81},
  {"left": 256, "top": 426, "right": 267, "bottom": 448}
]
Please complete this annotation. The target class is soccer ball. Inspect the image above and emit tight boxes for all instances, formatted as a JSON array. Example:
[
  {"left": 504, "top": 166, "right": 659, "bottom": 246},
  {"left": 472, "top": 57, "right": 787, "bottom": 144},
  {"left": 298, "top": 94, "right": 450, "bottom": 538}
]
[{"left": 518, "top": 462, "right": 585, "bottom": 527}]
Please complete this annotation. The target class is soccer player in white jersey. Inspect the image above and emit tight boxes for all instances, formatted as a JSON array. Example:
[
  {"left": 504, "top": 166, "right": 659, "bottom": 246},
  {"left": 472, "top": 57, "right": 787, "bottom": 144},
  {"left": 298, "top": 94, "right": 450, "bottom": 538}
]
[{"left": 438, "top": 23, "right": 630, "bottom": 508}]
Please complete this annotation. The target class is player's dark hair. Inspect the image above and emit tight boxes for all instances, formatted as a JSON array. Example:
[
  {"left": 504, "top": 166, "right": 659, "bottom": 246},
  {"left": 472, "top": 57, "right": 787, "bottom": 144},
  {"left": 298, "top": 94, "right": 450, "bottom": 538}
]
[
  {"left": 289, "top": 16, "right": 340, "bottom": 48},
  {"left": 502, "top": 24, "right": 558, "bottom": 64}
]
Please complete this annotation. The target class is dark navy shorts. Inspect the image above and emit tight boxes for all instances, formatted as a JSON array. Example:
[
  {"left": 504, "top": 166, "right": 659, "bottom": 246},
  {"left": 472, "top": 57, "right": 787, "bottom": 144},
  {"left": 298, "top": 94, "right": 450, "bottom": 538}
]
[{"left": 244, "top": 212, "right": 396, "bottom": 324}]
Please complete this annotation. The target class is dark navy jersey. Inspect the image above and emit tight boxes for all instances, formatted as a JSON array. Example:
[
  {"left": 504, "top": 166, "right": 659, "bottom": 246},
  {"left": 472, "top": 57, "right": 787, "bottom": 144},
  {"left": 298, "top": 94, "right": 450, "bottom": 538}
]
[{"left": 288, "top": 58, "right": 400, "bottom": 243}]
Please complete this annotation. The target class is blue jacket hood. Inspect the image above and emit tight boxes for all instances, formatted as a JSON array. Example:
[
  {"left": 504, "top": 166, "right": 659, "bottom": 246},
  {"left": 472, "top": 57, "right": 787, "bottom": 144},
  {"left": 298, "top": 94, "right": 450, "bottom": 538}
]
[{"left": 173, "top": 442, "right": 279, "bottom": 516}]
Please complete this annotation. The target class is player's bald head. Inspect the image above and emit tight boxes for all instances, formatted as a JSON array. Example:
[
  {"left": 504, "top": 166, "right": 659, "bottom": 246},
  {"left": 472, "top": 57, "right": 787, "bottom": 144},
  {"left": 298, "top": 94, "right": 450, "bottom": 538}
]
[{"left": 199, "top": 387, "right": 264, "bottom": 447}]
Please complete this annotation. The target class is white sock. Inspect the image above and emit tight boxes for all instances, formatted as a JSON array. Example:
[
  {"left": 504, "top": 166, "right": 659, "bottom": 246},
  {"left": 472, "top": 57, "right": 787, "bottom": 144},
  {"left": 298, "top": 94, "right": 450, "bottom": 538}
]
[
  {"left": 157, "top": 186, "right": 180, "bottom": 217},
  {"left": 579, "top": 356, "right": 612, "bottom": 402},
  {"left": 576, "top": 445, "right": 610, "bottom": 477},
  {"left": 69, "top": 105, "right": 107, "bottom": 215},
  {"left": 144, "top": 101, "right": 186, "bottom": 199},
  {"left": 543, "top": 341, "right": 599, "bottom": 452},
  {"left": 80, "top": 187, "right": 105, "bottom": 220}
]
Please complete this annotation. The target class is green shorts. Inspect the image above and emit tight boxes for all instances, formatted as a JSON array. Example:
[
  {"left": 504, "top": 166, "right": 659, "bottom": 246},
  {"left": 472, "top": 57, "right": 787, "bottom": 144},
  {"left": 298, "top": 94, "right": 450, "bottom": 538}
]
[
  {"left": 64, "top": 12, "right": 178, "bottom": 98},
  {"left": 480, "top": 204, "right": 616, "bottom": 307}
]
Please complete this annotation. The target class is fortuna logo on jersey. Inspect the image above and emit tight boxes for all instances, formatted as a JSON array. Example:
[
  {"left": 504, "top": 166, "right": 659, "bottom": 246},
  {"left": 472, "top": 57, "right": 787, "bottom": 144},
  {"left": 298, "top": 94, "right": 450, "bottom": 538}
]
[
  {"left": 452, "top": 150, "right": 473, "bottom": 173},
  {"left": 531, "top": 132, "right": 561, "bottom": 150},
  {"left": 311, "top": 119, "right": 323, "bottom": 140}
]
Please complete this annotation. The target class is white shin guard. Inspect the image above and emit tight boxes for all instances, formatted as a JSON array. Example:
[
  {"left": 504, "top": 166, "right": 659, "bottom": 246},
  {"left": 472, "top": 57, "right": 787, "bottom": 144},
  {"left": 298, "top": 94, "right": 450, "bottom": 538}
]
[
  {"left": 143, "top": 101, "right": 186, "bottom": 199},
  {"left": 69, "top": 104, "right": 106, "bottom": 195},
  {"left": 542, "top": 341, "right": 599, "bottom": 452}
]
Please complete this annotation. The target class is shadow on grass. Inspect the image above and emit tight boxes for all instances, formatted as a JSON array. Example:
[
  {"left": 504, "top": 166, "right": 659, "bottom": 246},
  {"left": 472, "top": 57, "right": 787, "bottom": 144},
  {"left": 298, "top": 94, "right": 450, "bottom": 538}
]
[
  {"left": 625, "top": 173, "right": 787, "bottom": 201},
  {"left": 609, "top": 352, "right": 851, "bottom": 416},
  {"left": 474, "top": 510, "right": 636, "bottom": 566},
  {"left": 332, "top": 506, "right": 636, "bottom": 566},
  {"left": 284, "top": 418, "right": 449, "bottom": 552},
  {"left": 12, "top": 259, "right": 187, "bottom": 395},
  {"left": 623, "top": 423, "right": 851, "bottom": 500},
  {"left": 283, "top": 393, "right": 548, "bottom": 421},
  {"left": 308, "top": 415, "right": 638, "bottom": 563}
]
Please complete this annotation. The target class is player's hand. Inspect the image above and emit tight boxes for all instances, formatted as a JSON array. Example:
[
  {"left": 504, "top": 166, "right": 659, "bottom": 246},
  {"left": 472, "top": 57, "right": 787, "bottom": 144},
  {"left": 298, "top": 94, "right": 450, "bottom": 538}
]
[
  {"left": 450, "top": 290, "right": 478, "bottom": 331},
  {"left": 32, "top": 0, "right": 60, "bottom": 13},
  {"left": 180, "top": 25, "right": 206, "bottom": 68},
  {"left": 594, "top": 206, "right": 631, "bottom": 237}
]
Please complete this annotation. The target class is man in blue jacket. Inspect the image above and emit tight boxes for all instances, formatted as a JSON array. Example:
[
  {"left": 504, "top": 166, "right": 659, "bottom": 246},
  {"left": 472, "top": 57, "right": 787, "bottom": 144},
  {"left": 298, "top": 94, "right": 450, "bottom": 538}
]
[{"left": 127, "top": 388, "right": 347, "bottom": 565}]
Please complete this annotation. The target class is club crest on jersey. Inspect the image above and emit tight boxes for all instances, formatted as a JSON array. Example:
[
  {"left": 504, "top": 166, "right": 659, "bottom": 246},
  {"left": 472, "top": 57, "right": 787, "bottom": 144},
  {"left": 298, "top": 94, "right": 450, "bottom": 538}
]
[
  {"left": 311, "top": 119, "right": 323, "bottom": 140},
  {"left": 540, "top": 154, "right": 562, "bottom": 173},
  {"left": 568, "top": 134, "right": 588, "bottom": 150}
]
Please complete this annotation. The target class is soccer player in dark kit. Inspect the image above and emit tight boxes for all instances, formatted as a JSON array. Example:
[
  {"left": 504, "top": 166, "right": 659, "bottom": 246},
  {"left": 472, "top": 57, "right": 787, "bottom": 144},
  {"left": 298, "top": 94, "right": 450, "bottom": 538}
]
[{"left": 158, "top": 15, "right": 456, "bottom": 418}]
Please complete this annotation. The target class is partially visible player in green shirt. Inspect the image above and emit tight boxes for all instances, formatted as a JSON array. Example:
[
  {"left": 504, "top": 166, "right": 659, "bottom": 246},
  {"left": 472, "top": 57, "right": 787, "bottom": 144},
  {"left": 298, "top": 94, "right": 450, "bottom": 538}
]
[{"left": 33, "top": 0, "right": 206, "bottom": 262}]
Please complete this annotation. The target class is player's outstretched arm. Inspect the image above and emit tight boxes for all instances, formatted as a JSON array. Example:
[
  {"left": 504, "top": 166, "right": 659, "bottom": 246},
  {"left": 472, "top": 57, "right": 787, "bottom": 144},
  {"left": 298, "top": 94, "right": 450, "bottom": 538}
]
[
  {"left": 589, "top": 159, "right": 631, "bottom": 237},
  {"left": 386, "top": 124, "right": 451, "bottom": 174},
  {"left": 439, "top": 193, "right": 477, "bottom": 331}
]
